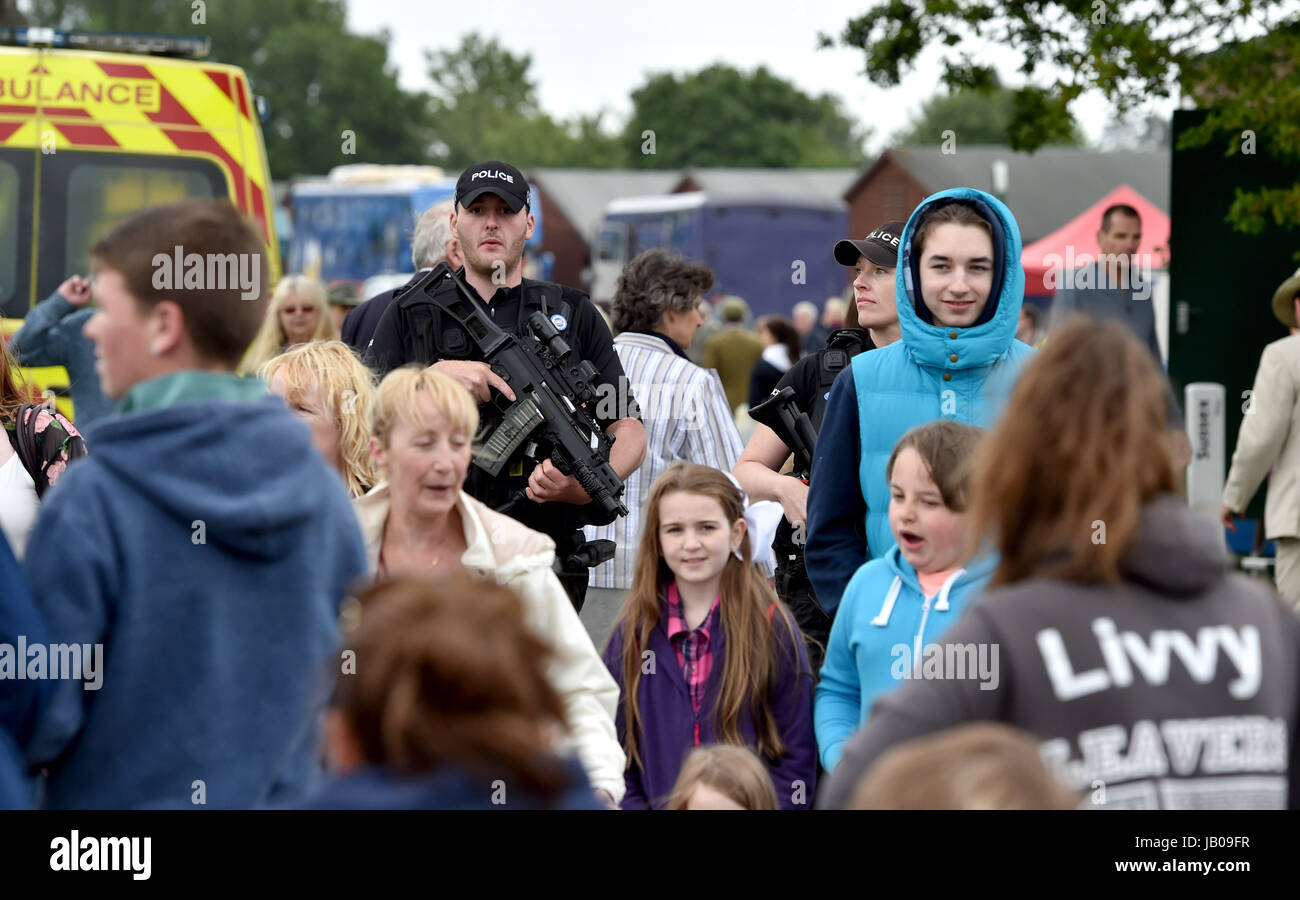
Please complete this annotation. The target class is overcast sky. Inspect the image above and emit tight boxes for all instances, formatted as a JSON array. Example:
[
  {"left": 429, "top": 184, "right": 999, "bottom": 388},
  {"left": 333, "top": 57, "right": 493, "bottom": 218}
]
[{"left": 346, "top": 0, "right": 1148, "bottom": 156}]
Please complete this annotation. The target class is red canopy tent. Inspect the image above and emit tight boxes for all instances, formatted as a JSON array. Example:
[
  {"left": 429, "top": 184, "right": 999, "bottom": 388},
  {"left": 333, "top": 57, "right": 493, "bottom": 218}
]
[{"left": 1021, "top": 184, "right": 1171, "bottom": 297}]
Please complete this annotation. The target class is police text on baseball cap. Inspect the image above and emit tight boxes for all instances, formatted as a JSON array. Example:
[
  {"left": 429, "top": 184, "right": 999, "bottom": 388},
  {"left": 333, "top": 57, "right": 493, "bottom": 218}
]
[
  {"left": 834, "top": 220, "right": 906, "bottom": 268},
  {"left": 455, "top": 160, "right": 530, "bottom": 213}
]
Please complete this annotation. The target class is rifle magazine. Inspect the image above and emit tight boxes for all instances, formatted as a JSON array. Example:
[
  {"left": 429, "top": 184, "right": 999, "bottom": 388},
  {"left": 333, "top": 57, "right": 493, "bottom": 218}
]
[{"left": 474, "top": 397, "right": 544, "bottom": 476}]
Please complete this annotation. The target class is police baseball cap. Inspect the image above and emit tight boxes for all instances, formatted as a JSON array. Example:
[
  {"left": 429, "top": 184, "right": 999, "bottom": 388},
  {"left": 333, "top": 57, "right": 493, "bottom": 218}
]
[
  {"left": 833, "top": 221, "right": 905, "bottom": 268},
  {"left": 455, "top": 160, "right": 531, "bottom": 213}
]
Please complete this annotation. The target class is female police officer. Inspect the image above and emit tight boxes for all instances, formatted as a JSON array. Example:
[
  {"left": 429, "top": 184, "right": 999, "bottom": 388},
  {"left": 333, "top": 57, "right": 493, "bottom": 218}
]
[{"left": 732, "top": 221, "right": 903, "bottom": 671}]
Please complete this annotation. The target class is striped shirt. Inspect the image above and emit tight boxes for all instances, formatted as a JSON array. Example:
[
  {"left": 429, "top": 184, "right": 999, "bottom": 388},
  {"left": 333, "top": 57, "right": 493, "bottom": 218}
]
[
  {"left": 587, "top": 332, "right": 744, "bottom": 589},
  {"left": 665, "top": 582, "right": 720, "bottom": 719}
]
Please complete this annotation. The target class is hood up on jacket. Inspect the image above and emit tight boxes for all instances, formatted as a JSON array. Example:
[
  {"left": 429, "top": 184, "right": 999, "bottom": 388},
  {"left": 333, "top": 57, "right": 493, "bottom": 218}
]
[
  {"left": 897, "top": 188, "right": 1027, "bottom": 371},
  {"left": 81, "top": 396, "right": 347, "bottom": 561},
  {"left": 1121, "top": 493, "right": 1230, "bottom": 596}
]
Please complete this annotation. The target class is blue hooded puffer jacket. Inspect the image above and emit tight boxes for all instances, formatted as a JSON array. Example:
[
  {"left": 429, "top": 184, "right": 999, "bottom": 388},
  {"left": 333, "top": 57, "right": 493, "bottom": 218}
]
[{"left": 805, "top": 188, "right": 1035, "bottom": 613}]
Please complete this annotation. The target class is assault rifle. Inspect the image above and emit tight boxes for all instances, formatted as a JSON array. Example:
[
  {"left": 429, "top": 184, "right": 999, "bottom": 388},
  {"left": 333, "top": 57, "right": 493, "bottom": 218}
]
[
  {"left": 748, "top": 386, "right": 818, "bottom": 481},
  {"left": 420, "top": 262, "right": 628, "bottom": 525}
]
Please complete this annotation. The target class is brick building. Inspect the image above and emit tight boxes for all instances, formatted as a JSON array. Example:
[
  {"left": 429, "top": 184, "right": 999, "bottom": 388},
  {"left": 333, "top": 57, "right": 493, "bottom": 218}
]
[{"left": 844, "top": 146, "right": 1169, "bottom": 245}]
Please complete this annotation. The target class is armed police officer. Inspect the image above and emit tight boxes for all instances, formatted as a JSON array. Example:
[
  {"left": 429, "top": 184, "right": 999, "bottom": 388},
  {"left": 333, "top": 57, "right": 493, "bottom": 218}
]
[
  {"left": 367, "top": 161, "right": 647, "bottom": 611},
  {"left": 732, "top": 221, "right": 904, "bottom": 672}
]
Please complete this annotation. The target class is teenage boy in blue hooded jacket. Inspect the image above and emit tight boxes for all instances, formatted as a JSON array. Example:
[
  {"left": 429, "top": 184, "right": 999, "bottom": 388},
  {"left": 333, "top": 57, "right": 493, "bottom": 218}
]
[{"left": 805, "top": 188, "right": 1035, "bottom": 615}]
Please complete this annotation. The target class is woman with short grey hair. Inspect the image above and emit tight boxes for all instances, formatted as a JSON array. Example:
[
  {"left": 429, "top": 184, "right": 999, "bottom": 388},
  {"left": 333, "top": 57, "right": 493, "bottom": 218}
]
[{"left": 584, "top": 250, "right": 745, "bottom": 643}]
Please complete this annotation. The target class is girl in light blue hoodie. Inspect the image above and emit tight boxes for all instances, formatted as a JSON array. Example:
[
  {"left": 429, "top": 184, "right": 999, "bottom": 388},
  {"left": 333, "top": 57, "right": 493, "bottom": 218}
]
[{"left": 815, "top": 421, "right": 991, "bottom": 771}]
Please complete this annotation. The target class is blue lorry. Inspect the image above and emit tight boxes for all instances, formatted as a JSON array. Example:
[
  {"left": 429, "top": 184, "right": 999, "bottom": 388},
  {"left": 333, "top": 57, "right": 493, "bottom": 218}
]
[
  {"left": 590, "top": 192, "right": 848, "bottom": 318},
  {"left": 288, "top": 172, "right": 548, "bottom": 286}
]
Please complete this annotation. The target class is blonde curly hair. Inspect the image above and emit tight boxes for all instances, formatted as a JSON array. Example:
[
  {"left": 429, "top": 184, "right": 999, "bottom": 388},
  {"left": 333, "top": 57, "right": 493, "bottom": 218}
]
[
  {"left": 260, "top": 340, "right": 379, "bottom": 498},
  {"left": 240, "top": 275, "right": 338, "bottom": 375}
]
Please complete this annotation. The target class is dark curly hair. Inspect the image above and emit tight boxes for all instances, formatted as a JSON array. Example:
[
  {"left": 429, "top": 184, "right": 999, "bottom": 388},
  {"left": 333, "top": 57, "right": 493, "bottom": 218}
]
[{"left": 612, "top": 250, "right": 714, "bottom": 334}]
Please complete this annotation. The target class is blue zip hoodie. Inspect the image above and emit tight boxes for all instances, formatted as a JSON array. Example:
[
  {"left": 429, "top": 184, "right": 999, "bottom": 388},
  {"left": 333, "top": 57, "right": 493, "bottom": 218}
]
[
  {"left": 805, "top": 188, "right": 1035, "bottom": 613},
  {"left": 22, "top": 377, "right": 366, "bottom": 809},
  {"left": 814, "top": 545, "right": 997, "bottom": 771}
]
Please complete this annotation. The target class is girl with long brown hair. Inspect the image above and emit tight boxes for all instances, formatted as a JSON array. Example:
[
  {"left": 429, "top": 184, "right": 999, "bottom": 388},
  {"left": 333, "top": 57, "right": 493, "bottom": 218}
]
[
  {"left": 820, "top": 318, "right": 1300, "bottom": 811},
  {"left": 601, "top": 462, "right": 817, "bottom": 809}
]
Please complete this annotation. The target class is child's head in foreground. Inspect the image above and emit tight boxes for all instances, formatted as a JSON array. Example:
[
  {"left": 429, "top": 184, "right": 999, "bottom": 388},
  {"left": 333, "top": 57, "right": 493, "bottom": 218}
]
[
  {"left": 666, "top": 744, "right": 779, "bottom": 810},
  {"left": 326, "top": 574, "right": 572, "bottom": 797},
  {"left": 850, "top": 722, "right": 1082, "bottom": 810}
]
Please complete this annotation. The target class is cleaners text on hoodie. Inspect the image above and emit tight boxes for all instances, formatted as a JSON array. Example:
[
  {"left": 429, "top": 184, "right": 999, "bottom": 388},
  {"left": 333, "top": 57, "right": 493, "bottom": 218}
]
[{"left": 820, "top": 495, "right": 1300, "bottom": 810}]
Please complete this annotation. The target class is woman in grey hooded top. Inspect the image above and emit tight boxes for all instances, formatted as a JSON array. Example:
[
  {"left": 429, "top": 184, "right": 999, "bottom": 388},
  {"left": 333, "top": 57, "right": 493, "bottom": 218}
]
[{"left": 821, "top": 319, "right": 1300, "bottom": 810}]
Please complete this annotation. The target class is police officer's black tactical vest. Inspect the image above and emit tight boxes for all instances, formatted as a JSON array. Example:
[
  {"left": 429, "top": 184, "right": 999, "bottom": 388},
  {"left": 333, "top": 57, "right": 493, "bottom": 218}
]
[
  {"left": 806, "top": 328, "right": 874, "bottom": 431},
  {"left": 390, "top": 274, "right": 590, "bottom": 537},
  {"left": 394, "top": 275, "right": 573, "bottom": 368},
  {"left": 773, "top": 327, "right": 875, "bottom": 579}
]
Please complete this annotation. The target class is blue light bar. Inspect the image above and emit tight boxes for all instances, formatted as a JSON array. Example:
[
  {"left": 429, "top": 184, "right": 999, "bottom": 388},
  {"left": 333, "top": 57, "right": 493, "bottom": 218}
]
[{"left": 0, "top": 27, "right": 210, "bottom": 59}]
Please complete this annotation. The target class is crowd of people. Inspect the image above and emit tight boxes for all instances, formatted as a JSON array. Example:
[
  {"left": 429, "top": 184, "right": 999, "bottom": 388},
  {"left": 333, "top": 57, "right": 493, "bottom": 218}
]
[{"left": 0, "top": 157, "right": 1297, "bottom": 811}]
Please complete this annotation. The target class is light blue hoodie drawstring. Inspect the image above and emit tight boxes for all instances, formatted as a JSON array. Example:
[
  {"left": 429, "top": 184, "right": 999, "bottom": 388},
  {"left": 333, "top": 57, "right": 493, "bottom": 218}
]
[{"left": 871, "top": 567, "right": 967, "bottom": 627}]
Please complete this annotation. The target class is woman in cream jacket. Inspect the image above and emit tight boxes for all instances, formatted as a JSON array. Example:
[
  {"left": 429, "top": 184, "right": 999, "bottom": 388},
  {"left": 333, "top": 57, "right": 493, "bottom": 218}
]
[{"left": 354, "top": 366, "right": 626, "bottom": 805}]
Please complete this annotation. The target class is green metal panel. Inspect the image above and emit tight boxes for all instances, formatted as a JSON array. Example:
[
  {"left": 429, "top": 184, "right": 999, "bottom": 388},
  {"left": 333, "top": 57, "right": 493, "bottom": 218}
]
[{"left": 1169, "top": 109, "right": 1300, "bottom": 521}]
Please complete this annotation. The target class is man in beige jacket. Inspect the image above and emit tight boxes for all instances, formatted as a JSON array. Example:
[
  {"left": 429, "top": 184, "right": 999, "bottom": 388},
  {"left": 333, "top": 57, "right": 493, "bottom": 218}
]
[{"left": 1222, "top": 267, "right": 1300, "bottom": 609}]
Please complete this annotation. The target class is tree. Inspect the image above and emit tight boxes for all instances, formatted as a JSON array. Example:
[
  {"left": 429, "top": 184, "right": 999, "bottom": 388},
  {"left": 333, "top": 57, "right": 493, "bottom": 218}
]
[
  {"left": 1, "top": 0, "right": 26, "bottom": 26},
  {"left": 622, "top": 64, "right": 870, "bottom": 169},
  {"left": 895, "top": 75, "right": 1083, "bottom": 147},
  {"left": 425, "top": 33, "right": 624, "bottom": 169},
  {"left": 821, "top": 1, "right": 1300, "bottom": 231},
  {"left": 25, "top": 0, "right": 431, "bottom": 177},
  {"left": 253, "top": 22, "right": 430, "bottom": 176}
]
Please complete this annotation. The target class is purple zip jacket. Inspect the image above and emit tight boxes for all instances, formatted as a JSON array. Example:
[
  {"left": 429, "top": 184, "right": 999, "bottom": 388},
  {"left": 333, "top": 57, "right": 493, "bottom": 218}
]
[{"left": 602, "top": 597, "right": 818, "bottom": 809}]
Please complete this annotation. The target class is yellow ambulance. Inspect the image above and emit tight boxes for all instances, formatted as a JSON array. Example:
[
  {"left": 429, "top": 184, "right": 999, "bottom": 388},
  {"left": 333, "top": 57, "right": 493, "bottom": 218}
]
[{"left": 1, "top": 27, "right": 280, "bottom": 420}]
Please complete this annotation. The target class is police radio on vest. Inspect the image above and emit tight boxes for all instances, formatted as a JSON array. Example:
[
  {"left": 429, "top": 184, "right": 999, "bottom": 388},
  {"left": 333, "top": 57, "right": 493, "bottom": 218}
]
[{"left": 472, "top": 170, "right": 514, "bottom": 183}]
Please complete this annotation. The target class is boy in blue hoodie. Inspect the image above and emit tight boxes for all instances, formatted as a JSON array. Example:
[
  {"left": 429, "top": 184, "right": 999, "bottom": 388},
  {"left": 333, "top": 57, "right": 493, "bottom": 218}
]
[
  {"left": 805, "top": 189, "right": 1034, "bottom": 615},
  {"left": 815, "top": 421, "right": 991, "bottom": 770},
  {"left": 23, "top": 198, "right": 366, "bottom": 809}
]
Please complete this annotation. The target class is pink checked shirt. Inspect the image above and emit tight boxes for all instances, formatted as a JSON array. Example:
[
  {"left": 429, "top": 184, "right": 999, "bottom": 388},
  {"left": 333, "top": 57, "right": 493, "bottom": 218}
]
[{"left": 665, "top": 582, "right": 722, "bottom": 725}]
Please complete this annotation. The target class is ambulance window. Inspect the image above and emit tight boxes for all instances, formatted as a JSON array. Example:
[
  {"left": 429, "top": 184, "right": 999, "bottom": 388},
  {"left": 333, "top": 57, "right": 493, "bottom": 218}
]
[
  {"left": 0, "top": 162, "right": 16, "bottom": 305},
  {"left": 64, "top": 163, "right": 219, "bottom": 276}
]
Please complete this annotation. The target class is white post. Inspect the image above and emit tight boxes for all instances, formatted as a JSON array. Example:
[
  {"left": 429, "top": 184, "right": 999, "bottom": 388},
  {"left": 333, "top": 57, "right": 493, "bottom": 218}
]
[
  {"left": 1184, "top": 383, "right": 1226, "bottom": 517},
  {"left": 1151, "top": 268, "right": 1169, "bottom": 367}
]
